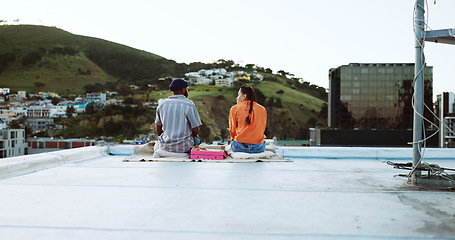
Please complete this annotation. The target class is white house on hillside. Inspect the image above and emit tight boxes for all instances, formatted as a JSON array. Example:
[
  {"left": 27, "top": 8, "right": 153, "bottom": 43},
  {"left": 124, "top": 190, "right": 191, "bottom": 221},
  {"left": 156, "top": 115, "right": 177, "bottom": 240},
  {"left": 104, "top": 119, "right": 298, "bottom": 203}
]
[
  {"left": 215, "top": 79, "right": 234, "bottom": 88},
  {"left": 86, "top": 92, "right": 106, "bottom": 103}
]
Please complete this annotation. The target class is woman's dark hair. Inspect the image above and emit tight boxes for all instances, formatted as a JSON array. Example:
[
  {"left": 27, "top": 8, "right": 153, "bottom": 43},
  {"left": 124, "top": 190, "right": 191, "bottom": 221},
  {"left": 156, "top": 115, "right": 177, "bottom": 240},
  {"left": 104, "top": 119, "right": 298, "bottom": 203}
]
[{"left": 240, "top": 85, "right": 256, "bottom": 125}]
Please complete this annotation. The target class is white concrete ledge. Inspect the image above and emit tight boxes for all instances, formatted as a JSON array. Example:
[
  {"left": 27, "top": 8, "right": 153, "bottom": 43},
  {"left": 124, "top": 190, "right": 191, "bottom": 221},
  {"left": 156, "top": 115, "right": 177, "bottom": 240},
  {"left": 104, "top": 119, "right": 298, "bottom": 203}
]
[
  {"left": 109, "top": 145, "right": 455, "bottom": 160},
  {"left": 108, "top": 144, "right": 139, "bottom": 155},
  {"left": 0, "top": 146, "right": 108, "bottom": 179},
  {"left": 279, "top": 147, "right": 455, "bottom": 160}
]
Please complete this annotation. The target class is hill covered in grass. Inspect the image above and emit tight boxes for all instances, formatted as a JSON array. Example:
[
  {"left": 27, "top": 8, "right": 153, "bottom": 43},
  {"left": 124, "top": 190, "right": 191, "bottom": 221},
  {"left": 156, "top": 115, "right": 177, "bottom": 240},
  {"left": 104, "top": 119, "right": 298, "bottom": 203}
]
[
  {"left": 149, "top": 81, "right": 327, "bottom": 140},
  {"left": 0, "top": 25, "right": 177, "bottom": 94}
]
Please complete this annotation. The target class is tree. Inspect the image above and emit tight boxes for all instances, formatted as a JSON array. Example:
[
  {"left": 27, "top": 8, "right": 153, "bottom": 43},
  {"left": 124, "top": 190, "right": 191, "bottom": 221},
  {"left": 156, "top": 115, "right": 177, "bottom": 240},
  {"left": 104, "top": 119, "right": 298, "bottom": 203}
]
[
  {"left": 277, "top": 70, "right": 289, "bottom": 78},
  {"left": 266, "top": 97, "right": 276, "bottom": 107},
  {"left": 319, "top": 103, "right": 328, "bottom": 120},
  {"left": 0, "top": 52, "right": 16, "bottom": 74},
  {"left": 8, "top": 119, "right": 21, "bottom": 129},
  {"left": 214, "top": 59, "right": 234, "bottom": 69},
  {"left": 8, "top": 117, "right": 32, "bottom": 137},
  {"left": 66, "top": 106, "right": 75, "bottom": 118},
  {"left": 51, "top": 97, "right": 60, "bottom": 105},
  {"left": 117, "top": 83, "right": 133, "bottom": 96},
  {"left": 85, "top": 102, "right": 96, "bottom": 114},
  {"left": 21, "top": 51, "right": 42, "bottom": 66},
  {"left": 220, "top": 128, "right": 228, "bottom": 142},
  {"left": 254, "top": 88, "right": 267, "bottom": 106},
  {"left": 199, "top": 120, "right": 211, "bottom": 141},
  {"left": 245, "top": 64, "right": 255, "bottom": 70}
]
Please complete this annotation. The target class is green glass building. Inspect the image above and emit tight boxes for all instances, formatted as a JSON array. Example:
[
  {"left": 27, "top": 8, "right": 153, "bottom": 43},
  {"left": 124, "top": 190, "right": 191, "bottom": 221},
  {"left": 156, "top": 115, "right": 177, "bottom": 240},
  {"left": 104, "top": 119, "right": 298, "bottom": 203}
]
[{"left": 328, "top": 63, "right": 433, "bottom": 129}]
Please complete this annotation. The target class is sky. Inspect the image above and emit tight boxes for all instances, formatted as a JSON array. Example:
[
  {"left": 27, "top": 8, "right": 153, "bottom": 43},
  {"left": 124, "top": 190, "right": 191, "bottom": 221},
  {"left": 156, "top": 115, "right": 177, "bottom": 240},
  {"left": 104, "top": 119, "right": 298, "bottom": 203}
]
[{"left": 2, "top": 0, "right": 455, "bottom": 100}]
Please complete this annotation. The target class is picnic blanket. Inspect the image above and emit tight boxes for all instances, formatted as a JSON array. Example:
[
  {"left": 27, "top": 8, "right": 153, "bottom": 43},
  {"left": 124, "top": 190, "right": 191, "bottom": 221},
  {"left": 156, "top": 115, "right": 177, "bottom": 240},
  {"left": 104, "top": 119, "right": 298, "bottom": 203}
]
[{"left": 123, "top": 142, "right": 291, "bottom": 163}]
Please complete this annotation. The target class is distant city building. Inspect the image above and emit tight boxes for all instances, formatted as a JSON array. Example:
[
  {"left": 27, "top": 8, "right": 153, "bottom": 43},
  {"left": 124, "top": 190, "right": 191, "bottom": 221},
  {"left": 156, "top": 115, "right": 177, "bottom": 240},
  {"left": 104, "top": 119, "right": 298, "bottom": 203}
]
[
  {"left": 0, "top": 88, "right": 10, "bottom": 95},
  {"left": 9, "top": 105, "right": 27, "bottom": 119},
  {"left": 184, "top": 68, "right": 259, "bottom": 87},
  {"left": 86, "top": 92, "right": 106, "bottom": 103},
  {"left": 435, "top": 92, "right": 455, "bottom": 147},
  {"left": 75, "top": 98, "right": 87, "bottom": 105},
  {"left": 0, "top": 114, "right": 10, "bottom": 129},
  {"left": 27, "top": 138, "right": 96, "bottom": 154},
  {"left": 215, "top": 79, "right": 234, "bottom": 88},
  {"left": 106, "top": 99, "right": 122, "bottom": 105},
  {"left": 235, "top": 76, "right": 250, "bottom": 81},
  {"left": 328, "top": 63, "right": 433, "bottom": 130},
  {"left": 18, "top": 91, "right": 27, "bottom": 99},
  {"left": 195, "top": 78, "right": 213, "bottom": 85},
  {"left": 0, "top": 129, "right": 27, "bottom": 158},
  {"left": 7, "top": 94, "right": 21, "bottom": 104},
  {"left": 26, "top": 118, "right": 54, "bottom": 133},
  {"left": 27, "top": 106, "right": 51, "bottom": 118},
  {"left": 32, "top": 99, "right": 53, "bottom": 107},
  {"left": 55, "top": 100, "right": 74, "bottom": 112},
  {"left": 26, "top": 106, "right": 54, "bottom": 133}
]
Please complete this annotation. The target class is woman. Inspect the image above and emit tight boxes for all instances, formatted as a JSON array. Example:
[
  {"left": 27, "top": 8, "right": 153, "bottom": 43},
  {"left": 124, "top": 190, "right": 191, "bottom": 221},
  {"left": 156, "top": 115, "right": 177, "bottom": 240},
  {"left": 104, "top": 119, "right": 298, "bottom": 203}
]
[{"left": 228, "top": 85, "right": 267, "bottom": 153}]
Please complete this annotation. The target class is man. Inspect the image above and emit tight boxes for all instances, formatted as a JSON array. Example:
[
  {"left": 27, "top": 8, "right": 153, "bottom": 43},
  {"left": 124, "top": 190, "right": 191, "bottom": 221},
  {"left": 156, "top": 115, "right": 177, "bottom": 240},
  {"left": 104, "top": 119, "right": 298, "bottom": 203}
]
[{"left": 155, "top": 79, "right": 202, "bottom": 153}]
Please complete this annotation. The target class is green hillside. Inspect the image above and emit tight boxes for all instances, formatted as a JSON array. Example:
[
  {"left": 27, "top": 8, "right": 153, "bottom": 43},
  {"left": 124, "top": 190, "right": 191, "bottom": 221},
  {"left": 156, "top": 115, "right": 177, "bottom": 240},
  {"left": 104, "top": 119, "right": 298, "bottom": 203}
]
[
  {"left": 0, "top": 25, "right": 175, "bottom": 94},
  {"left": 149, "top": 82, "right": 326, "bottom": 140}
]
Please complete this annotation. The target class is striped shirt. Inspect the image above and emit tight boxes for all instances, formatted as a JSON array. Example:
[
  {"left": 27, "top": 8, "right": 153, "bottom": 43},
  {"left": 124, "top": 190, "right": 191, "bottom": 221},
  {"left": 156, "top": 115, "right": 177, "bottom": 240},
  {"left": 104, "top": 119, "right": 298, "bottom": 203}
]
[{"left": 155, "top": 95, "right": 202, "bottom": 153}]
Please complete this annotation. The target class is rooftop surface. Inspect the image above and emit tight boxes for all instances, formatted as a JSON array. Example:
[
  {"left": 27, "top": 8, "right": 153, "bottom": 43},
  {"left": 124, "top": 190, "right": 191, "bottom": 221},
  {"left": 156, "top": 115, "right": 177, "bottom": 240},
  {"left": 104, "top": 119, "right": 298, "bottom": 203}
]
[{"left": 0, "top": 146, "right": 454, "bottom": 240}]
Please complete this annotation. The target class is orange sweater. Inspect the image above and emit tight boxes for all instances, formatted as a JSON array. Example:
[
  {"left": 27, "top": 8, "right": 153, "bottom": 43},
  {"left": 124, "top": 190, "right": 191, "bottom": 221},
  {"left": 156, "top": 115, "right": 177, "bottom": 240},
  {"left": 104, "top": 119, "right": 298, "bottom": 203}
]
[{"left": 229, "top": 101, "right": 267, "bottom": 144}]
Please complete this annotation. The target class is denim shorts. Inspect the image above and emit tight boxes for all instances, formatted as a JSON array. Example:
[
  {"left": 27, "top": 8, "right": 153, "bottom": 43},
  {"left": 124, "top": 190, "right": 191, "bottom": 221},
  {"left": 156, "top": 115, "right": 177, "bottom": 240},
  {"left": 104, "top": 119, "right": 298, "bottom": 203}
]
[{"left": 231, "top": 140, "right": 265, "bottom": 153}]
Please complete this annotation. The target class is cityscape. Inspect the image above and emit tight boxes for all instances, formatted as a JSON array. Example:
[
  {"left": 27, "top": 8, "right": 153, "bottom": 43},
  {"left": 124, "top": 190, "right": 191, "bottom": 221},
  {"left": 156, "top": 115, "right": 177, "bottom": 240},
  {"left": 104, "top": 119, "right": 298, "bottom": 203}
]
[{"left": 2, "top": 63, "right": 455, "bottom": 158}]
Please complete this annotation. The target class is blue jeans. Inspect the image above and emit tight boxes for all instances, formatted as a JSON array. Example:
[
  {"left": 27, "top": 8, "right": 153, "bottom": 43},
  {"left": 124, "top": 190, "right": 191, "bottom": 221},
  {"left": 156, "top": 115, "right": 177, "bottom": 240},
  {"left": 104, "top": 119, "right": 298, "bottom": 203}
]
[
  {"left": 193, "top": 137, "right": 202, "bottom": 146},
  {"left": 231, "top": 140, "right": 265, "bottom": 153}
]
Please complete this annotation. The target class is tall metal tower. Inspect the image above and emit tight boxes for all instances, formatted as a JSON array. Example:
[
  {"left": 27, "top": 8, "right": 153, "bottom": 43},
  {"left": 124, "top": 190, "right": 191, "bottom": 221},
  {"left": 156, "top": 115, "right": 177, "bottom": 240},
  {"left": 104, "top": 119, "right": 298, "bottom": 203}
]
[{"left": 411, "top": 0, "right": 455, "bottom": 188}]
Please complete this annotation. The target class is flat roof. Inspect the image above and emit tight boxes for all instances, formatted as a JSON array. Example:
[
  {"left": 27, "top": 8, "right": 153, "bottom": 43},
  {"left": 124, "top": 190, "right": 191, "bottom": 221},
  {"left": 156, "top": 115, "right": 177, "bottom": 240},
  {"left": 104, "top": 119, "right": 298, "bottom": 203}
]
[{"left": 0, "top": 146, "right": 454, "bottom": 239}]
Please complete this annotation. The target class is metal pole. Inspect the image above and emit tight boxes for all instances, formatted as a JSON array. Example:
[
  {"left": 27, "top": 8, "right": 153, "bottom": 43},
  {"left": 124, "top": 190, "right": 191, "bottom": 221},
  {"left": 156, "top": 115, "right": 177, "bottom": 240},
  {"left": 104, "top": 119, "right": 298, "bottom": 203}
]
[
  {"left": 440, "top": 93, "right": 444, "bottom": 148},
  {"left": 412, "top": 0, "right": 425, "bottom": 181}
]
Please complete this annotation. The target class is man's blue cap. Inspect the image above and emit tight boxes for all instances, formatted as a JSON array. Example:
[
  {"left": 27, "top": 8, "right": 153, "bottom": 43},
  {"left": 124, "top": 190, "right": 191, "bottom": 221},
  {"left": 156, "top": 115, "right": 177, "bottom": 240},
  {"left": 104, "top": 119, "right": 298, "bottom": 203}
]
[{"left": 169, "top": 78, "right": 189, "bottom": 91}]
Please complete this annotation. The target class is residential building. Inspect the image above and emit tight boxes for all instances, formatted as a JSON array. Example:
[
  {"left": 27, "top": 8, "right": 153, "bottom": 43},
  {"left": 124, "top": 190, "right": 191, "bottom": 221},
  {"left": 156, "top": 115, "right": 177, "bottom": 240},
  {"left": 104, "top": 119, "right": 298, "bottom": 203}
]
[
  {"left": 86, "top": 92, "right": 106, "bottom": 103},
  {"left": 27, "top": 105, "right": 51, "bottom": 118},
  {"left": 328, "top": 63, "right": 433, "bottom": 129},
  {"left": 0, "top": 88, "right": 10, "bottom": 95},
  {"left": 73, "top": 98, "right": 88, "bottom": 113},
  {"left": 0, "top": 114, "right": 9, "bottom": 129},
  {"left": 9, "top": 105, "right": 27, "bottom": 119},
  {"left": 236, "top": 76, "right": 250, "bottom": 81},
  {"left": 8, "top": 94, "right": 22, "bottom": 104},
  {"left": 18, "top": 91, "right": 27, "bottom": 99},
  {"left": 106, "top": 99, "right": 122, "bottom": 105},
  {"left": 196, "top": 78, "right": 213, "bottom": 85},
  {"left": 215, "top": 79, "right": 234, "bottom": 88},
  {"left": 435, "top": 92, "right": 455, "bottom": 147},
  {"left": 55, "top": 100, "right": 74, "bottom": 113},
  {"left": 31, "top": 99, "right": 53, "bottom": 107},
  {"left": 26, "top": 106, "right": 54, "bottom": 133},
  {"left": 184, "top": 68, "right": 257, "bottom": 87},
  {"left": 26, "top": 118, "right": 54, "bottom": 133},
  {"left": 27, "top": 138, "right": 96, "bottom": 154},
  {"left": 0, "top": 128, "right": 27, "bottom": 158}
]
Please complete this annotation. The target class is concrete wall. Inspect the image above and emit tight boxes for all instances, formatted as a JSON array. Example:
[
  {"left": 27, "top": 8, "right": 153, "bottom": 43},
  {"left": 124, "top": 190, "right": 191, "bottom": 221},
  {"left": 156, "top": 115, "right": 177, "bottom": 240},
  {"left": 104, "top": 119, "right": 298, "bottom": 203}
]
[{"left": 0, "top": 146, "right": 108, "bottom": 180}]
